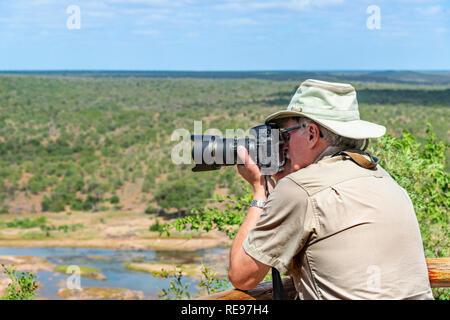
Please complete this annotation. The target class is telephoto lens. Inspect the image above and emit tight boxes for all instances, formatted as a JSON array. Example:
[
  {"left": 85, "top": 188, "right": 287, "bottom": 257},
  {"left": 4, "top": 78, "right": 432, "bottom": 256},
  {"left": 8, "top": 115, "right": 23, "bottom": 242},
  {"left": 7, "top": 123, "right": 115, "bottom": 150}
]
[
  {"left": 190, "top": 124, "right": 283, "bottom": 174},
  {"left": 190, "top": 135, "right": 253, "bottom": 172}
]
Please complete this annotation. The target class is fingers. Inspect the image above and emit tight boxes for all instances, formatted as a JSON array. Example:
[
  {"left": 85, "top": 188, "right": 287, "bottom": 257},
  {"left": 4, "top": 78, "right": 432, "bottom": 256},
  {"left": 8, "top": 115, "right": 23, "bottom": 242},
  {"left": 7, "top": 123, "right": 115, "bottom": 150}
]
[
  {"left": 237, "top": 145, "right": 256, "bottom": 166},
  {"left": 236, "top": 146, "right": 264, "bottom": 190}
]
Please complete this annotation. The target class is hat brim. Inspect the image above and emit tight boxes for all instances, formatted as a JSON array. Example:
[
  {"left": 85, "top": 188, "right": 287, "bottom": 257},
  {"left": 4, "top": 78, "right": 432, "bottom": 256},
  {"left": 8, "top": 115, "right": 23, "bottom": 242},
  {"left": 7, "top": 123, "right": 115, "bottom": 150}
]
[{"left": 265, "top": 111, "right": 386, "bottom": 139}]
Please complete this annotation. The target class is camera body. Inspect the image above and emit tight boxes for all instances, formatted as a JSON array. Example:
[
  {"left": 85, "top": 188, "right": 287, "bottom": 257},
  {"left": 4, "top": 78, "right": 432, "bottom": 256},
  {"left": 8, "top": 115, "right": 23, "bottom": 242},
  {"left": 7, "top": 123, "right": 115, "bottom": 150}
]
[{"left": 191, "top": 123, "right": 285, "bottom": 175}]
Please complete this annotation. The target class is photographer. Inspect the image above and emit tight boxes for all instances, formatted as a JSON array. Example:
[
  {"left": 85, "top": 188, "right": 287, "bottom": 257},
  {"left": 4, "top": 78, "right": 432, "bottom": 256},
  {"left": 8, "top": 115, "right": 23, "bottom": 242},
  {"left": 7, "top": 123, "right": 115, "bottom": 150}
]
[{"left": 228, "top": 79, "right": 433, "bottom": 299}]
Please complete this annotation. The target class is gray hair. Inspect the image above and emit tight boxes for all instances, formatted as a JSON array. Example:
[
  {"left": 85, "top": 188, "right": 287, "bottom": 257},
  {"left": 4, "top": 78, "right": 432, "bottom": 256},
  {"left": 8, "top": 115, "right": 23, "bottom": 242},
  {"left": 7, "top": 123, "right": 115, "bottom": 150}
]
[{"left": 294, "top": 117, "right": 367, "bottom": 150}]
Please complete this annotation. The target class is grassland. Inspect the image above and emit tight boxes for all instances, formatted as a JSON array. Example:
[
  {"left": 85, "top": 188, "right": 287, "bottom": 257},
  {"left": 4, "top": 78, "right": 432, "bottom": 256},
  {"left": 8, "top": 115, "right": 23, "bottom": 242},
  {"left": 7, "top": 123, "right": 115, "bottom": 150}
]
[{"left": 0, "top": 74, "right": 448, "bottom": 217}]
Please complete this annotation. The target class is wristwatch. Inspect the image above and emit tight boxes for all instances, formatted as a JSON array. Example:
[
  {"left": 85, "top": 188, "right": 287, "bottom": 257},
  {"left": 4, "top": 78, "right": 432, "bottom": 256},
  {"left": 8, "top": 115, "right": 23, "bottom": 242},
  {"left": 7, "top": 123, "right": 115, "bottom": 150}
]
[{"left": 250, "top": 199, "right": 266, "bottom": 209}]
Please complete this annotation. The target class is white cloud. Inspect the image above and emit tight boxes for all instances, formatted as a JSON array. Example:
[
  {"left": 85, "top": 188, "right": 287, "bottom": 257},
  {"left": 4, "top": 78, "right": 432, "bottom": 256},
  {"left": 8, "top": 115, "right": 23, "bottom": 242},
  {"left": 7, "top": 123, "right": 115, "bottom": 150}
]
[
  {"left": 106, "top": 0, "right": 183, "bottom": 7},
  {"left": 15, "top": 0, "right": 58, "bottom": 7},
  {"left": 186, "top": 31, "right": 199, "bottom": 38},
  {"left": 416, "top": 5, "right": 443, "bottom": 15},
  {"left": 83, "top": 2, "right": 111, "bottom": 10},
  {"left": 84, "top": 10, "right": 116, "bottom": 18},
  {"left": 218, "top": 17, "right": 260, "bottom": 26},
  {"left": 131, "top": 29, "right": 160, "bottom": 36},
  {"left": 213, "top": 0, "right": 344, "bottom": 12}
]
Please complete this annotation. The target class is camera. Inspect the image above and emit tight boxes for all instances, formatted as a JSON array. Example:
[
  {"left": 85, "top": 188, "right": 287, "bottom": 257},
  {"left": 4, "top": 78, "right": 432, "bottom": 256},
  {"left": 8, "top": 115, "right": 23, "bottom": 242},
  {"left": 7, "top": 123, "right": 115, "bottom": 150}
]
[{"left": 190, "top": 123, "right": 285, "bottom": 175}]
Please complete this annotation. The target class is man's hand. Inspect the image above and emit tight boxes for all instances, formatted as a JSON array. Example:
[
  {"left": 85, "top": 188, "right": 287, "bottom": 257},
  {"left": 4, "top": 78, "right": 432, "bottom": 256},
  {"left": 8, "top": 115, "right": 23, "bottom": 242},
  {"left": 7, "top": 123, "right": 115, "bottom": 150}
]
[
  {"left": 236, "top": 146, "right": 277, "bottom": 194},
  {"left": 236, "top": 145, "right": 265, "bottom": 194}
]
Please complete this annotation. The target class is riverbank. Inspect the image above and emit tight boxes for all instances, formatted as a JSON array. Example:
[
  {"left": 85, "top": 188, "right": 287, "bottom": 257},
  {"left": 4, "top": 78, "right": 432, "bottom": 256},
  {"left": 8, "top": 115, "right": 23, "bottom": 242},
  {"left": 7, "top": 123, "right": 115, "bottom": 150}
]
[
  {"left": 0, "top": 237, "right": 230, "bottom": 251},
  {"left": 0, "top": 210, "right": 232, "bottom": 251}
]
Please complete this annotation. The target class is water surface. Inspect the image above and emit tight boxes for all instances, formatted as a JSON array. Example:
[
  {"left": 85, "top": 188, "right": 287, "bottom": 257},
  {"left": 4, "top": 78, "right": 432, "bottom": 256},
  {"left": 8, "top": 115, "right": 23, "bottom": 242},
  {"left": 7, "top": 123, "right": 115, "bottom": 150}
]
[{"left": 0, "top": 246, "right": 228, "bottom": 299}]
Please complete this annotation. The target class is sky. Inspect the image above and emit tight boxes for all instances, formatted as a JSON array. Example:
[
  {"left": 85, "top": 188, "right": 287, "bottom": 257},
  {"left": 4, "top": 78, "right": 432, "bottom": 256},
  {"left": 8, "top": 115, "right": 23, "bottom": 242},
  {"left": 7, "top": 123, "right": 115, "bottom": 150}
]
[{"left": 0, "top": 0, "right": 449, "bottom": 70}]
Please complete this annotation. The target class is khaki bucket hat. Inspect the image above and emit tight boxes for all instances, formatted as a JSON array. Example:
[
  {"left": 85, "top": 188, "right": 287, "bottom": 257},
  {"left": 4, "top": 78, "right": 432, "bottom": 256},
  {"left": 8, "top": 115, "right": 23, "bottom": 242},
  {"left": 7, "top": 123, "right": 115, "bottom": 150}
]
[{"left": 265, "top": 79, "right": 386, "bottom": 139}]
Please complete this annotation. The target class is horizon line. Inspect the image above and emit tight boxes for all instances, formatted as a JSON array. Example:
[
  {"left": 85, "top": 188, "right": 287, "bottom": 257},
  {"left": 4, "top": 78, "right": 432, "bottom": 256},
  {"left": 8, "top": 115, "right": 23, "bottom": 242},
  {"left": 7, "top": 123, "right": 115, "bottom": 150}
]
[{"left": 1, "top": 69, "right": 450, "bottom": 73}]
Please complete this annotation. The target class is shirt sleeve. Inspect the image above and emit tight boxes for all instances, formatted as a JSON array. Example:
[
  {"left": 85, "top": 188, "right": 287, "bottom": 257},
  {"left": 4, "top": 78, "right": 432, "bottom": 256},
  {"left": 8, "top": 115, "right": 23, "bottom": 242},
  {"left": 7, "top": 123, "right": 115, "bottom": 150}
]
[{"left": 242, "top": 177, "right": 316, "bottom": 275}]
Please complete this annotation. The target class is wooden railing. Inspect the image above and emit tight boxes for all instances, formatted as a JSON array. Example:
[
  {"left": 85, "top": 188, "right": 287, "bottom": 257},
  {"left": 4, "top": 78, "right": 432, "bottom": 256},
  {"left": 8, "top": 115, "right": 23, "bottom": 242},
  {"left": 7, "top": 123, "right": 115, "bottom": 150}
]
[
  {"left": 426, "top": 258, "right": 450, "bottom": 288},
  {"left": 198, "top": 258, "right": 450, "bottom": 300}
]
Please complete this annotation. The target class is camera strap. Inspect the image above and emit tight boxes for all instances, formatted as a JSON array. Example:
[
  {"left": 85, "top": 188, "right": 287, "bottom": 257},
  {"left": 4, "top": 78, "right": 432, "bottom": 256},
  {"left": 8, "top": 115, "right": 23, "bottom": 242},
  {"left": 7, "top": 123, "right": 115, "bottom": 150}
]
[
  {"left": 263, "top": 175, "right": 289, "bottom": 300},
  {"left": 337, "top": 151, "right": 379, "bottom": 169},
  {"left": 272, "top": 267, "right": 288, "bottom": 300}
]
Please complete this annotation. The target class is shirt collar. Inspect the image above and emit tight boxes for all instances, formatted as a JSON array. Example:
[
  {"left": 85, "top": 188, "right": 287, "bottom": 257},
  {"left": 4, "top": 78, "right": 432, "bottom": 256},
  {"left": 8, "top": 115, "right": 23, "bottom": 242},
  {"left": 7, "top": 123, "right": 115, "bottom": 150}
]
[{"left": 314, "top": 146, "right": 347, "bottom": 164}]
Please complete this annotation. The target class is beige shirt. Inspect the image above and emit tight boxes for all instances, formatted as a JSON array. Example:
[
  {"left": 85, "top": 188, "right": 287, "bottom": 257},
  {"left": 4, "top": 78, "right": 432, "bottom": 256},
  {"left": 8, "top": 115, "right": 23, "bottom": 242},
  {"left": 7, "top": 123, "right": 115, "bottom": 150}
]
[{"left": 243, "top": 151, "right": 433, "bottom": 300}]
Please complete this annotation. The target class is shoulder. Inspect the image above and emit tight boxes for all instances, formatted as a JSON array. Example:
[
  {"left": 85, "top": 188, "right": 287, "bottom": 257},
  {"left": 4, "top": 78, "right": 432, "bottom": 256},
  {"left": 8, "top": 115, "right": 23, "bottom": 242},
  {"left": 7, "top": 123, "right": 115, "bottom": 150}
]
[
  {"left": 286, "top": 155, "right": 385, "bottom": 196},
  {"left": 262, "top": 177, "right": 310, "bottom": 218},
  {"left": 270, "top": 176, "right": 309, "bottom": 202}
]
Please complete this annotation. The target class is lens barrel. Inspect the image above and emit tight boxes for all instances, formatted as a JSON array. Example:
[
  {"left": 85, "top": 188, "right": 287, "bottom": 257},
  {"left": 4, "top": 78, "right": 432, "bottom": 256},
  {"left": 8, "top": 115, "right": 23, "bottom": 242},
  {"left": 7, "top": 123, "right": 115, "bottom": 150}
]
[{"left": 191, "top": 135, "right": 254, "bottom": 172}]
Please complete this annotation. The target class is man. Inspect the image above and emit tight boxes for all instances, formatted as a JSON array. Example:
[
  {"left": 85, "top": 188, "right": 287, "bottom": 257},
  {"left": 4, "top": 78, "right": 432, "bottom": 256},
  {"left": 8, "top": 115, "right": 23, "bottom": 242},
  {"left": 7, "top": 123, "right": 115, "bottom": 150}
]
[{"left": 228, "top": 79, "right": 433, "bottom": 300}]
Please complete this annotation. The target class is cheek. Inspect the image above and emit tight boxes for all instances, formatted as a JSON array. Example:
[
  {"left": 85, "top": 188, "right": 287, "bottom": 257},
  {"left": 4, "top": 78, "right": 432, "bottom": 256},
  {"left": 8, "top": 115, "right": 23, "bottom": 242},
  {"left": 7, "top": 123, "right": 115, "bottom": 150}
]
[
  {"left": 288, "top": 138, "right": 305, "bottom": 167},
  {"left": 290, "top": 153, "right": 303, "bottom": 171}
]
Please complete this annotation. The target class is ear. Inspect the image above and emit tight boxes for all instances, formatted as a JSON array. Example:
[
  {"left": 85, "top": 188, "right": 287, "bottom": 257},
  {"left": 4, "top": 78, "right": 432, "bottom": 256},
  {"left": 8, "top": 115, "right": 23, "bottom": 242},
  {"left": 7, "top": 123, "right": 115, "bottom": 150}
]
[{"left": 307, "top": 124, "right": 321, "bottom": 148}]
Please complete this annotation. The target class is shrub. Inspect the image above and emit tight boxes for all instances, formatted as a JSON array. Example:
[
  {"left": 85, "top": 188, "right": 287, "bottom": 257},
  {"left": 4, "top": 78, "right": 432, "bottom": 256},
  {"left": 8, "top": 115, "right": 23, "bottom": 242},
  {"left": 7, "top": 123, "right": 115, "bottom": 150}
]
[
  {"left": 70, "top": 195, "right": 102, "bottom": 211},
  {"left": 149, "top": 219, "right": 168, "bottom": 232},
  {"left": 0, "top": 205, "right": 9, "bottom": 214},
  {"left": 109, "top": 195, "right": 120, "bottom": 204},
  {"left": 41, "top": 196, "right": 51, "bottom": 212},
  {"left": 41, "top": 195, "right": 65, "bottom": 212},
  {"left": 70, "top": 198, "right": 84, "bottom": 211},
  {"left": 5, "top": 216, "right": 46, "bottom": 229},
  {"left": 28, "top": 174, "right": 47, "bottom": 194},
  {"left": 145, "top": 206, "right": 157, "bottom": 214},
  {"left": 83, "top": 194, "right": 100, "bottom": 210},
  {"left": 1, "top": 264, "right": 39, "bottom": 300}
]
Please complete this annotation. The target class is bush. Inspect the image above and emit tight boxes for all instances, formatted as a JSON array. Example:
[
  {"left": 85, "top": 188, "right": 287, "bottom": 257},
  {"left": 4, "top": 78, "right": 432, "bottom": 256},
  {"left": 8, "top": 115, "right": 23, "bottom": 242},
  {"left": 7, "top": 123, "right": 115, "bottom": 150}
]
[
  {"left": 0, "top": 205, "right": 9, "bottom": 214},
  {"left": 71, "top": 195, "right": 101, "bottom": 211},
  {"left": 1, "top": 264, "right": 39, "bottom": 300},
  {"left": 149, "top": 219, "right": 168, "bottom": 232},
  {"left": 41, "top": 195, "right": 65, "bottom": 212},
  {"left": 145, "top": 206, "right": 157, "bottom": 214},
  {"left": 28, "top": 174, "right": 47, "bottom": 194},
  {"left": 41, "top": 196, "right": 51, "bottom": 212},
  {"left": 83, "top": 194, "right": 100, "bottom": 210},
  {"left": 109, "top": 195, "right": 120, "bottom": 204},
  {"left": 5, "top": 216, "right": 46, "bottom": 229},
  {"left": 70, "top": 198, "right": 84, "bottom": 211}
]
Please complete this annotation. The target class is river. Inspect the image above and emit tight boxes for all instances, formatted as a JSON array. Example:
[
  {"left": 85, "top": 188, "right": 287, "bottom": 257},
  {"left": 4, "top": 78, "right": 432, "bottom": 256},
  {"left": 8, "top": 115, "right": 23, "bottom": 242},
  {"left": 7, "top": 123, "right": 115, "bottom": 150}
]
[{"left": 0, "top": 246, "right": 229, "bottom": 299}]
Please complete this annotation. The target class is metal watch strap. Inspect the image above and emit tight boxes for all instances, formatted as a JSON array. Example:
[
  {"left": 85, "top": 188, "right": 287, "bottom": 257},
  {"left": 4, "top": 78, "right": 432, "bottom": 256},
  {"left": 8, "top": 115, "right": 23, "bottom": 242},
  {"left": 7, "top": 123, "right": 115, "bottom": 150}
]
[{"left": 250, "top": 199, "right": 266, "bottom": 208}]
